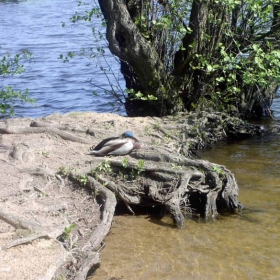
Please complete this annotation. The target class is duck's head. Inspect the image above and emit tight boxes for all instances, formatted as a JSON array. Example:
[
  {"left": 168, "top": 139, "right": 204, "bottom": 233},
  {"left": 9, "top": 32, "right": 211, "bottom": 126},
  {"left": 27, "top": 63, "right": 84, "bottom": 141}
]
[{"left": 121, "top": 131, "right": 135, "bottom": 138}]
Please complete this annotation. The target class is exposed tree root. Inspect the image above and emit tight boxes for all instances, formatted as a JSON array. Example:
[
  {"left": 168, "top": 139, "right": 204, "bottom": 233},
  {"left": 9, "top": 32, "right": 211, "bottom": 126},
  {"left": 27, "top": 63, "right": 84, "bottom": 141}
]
[
  {"left": 74, "top": 177, "right": 117, "bottom": 280},
  {"left": 1, "top": 111, "right": 263, "bottom": 279},
  {"left": 0, "top": 121, "right": 92, "bottom": 144},
  {"left": 40, "top": 243, "right": 69, "bottom": 280},
  {"left": 0, "top": 166, "right": 114, "bottom": 279},
  {"left": 3, "top": 228, "right": 66, "bottom": 250},
  {"left": 85, "top": 152, "right": 241, "bottom": 229},
  {"left": 63, "top": 149, "right": 241, "bottom": 232},
  {"left": 0, "top": 207, "right": 67, "bottom": 250},
  {"left": 0, "top": 209, "right": 42, "bottom": 232}
]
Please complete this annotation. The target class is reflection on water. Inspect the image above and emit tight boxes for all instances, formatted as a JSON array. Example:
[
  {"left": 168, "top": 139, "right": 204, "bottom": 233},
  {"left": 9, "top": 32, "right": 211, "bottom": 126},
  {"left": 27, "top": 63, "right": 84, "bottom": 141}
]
[{"left": 92, "top": 127, "right": 280, "bottom": 280}]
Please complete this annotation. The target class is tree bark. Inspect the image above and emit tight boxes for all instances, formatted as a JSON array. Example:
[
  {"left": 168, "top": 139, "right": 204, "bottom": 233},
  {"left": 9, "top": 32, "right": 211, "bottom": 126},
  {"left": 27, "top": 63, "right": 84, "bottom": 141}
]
[{"left": 98, "top": 0, "right": 182, "bottom": 116}]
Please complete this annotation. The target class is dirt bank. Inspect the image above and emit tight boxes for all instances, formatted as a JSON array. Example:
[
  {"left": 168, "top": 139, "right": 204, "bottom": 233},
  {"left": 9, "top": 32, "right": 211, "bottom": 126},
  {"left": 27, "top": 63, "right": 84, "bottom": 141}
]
[{"left": 0, "top": 111, "right": 263, "bottom": 279}]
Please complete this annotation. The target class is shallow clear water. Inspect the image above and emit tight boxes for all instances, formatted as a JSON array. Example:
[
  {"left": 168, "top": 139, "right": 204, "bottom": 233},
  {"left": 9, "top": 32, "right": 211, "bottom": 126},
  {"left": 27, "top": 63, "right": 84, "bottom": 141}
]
[
  {"left": 0, "top": 0, "right": 125, "bottom": 118},
  {"left": 93, "top": 128, "right": 280, "bottom": 280},
  {"left": 92, "top": 108, "right": 280, "bottom": 280}
]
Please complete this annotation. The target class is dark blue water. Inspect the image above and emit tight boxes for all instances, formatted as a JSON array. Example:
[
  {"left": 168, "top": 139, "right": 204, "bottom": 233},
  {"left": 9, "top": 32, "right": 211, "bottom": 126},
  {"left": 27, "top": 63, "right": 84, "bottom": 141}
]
[
  {"left": 271, "top": 93, "right": 280, "bottom": 119},
  {"left": 1, "top": 0, "right": 280, "bottom": 120},
  {"left": 0, "top": 0, "right": 125, "bottom": 118}
]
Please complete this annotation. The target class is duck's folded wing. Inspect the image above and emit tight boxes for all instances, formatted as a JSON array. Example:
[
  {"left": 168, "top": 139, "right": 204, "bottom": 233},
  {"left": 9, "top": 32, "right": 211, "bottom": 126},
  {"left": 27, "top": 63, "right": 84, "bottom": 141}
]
[
  {"left": 89, "top": 138, "right": 129, "bottom": 156},
  {"left": 109, "top": 141, "right": 134, "bottom": 155},
  {"left": 103, "top": 138, "right": 128, "bottom": 147},
  {"left": 89, "top": 145, "right": 120, "bottom": 156},
  {"left": 90, "top": 136, "right": 118, "bottom": 151}
]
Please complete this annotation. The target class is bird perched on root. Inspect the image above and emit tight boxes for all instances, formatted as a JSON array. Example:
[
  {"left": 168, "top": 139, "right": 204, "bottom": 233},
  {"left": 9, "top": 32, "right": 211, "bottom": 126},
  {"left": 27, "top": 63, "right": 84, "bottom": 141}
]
[{"left": 89, "top": 131, "right": 141, "bottom": 156}]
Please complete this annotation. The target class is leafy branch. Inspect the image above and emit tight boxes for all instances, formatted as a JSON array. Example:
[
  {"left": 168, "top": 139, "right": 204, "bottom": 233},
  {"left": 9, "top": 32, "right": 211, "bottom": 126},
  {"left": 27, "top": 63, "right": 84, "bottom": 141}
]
[{"left": 0, "top": 51, "right": 35, "bottom": 116}]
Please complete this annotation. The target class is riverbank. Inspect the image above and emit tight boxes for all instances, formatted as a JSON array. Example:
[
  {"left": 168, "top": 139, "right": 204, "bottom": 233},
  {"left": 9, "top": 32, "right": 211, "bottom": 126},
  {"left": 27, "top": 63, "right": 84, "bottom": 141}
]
[{"left": 0, "top": 111, "right": 265, "bottom": 279}]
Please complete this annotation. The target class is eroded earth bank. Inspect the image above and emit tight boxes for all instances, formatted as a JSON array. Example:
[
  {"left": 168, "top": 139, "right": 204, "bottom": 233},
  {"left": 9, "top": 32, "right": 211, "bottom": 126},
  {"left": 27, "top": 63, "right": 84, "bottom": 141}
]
[{"left": 0, "top": 111, "right": 264, "bottom": 279}]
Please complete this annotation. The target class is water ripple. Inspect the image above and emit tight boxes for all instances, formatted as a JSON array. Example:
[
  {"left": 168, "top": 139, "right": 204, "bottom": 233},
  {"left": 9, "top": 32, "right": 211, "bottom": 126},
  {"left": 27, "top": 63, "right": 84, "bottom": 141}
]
[{"left": 0, "top": 0, "right": 125, "bottom": 118}]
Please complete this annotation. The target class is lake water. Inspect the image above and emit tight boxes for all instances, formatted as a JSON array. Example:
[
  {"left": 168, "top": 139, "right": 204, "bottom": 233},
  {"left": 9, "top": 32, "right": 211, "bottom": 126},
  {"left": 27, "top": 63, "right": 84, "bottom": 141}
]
[
  {"left": 1, "top": 1, "right": 280, "bottom": 280},
  {"left": 0, "top": 0, "right": 125, "bottom": 118}
]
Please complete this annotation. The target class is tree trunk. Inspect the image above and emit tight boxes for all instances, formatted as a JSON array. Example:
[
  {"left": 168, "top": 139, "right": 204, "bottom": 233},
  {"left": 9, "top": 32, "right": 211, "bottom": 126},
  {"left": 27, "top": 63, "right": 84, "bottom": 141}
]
[
  {"left": 98, "top": 0, "right": 182, "bottom": 116},
  {"left": 173, "top": 0, "right": 229, "bottom": 110},
  {"left": 97, "top": 0, "right": 279, "bottom": 118}
]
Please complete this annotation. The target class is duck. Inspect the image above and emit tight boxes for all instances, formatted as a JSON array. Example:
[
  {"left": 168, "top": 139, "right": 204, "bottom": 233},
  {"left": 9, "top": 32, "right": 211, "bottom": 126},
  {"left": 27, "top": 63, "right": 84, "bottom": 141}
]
[{"left": 89, "top": 131, "right": 141, "bottom": 156}]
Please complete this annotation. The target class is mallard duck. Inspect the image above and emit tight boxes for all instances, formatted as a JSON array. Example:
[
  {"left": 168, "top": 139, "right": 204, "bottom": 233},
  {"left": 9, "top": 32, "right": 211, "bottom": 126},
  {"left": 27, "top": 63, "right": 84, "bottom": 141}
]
[{"left": 89, "top": 131, "right": 141, "bottom": 156}]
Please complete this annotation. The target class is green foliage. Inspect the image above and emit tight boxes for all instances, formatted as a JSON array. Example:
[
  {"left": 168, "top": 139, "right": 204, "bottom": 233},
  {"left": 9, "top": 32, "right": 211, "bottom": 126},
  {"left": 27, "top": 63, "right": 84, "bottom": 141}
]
[
  {"left": 95, "top": 160, "right": 112, "bottom": 174},
  {"left": 153, "top": 123, "right": 161, "bottom": 131},
  {"left": 213, "top": 165, "right": 225, "bottom": 175},
  {"left": 136, "top": 159, "right": 145, "bottom": 174},
  {"left": 145, "top": 0, "right": 279, "bottom": 115},
  {"left": 132, "top": 0, "right": 190, "bottom": 71},
  {"left": 184, "top": 0, "right": 280, "bottom": 115},
  {"left": 171, "top": 163, "right": 183, "bottom": 170},
  {"left": 62, "top": 223, "right": 76, "bottom": 240},
  {"left": 122, "top": 157, "right": 129, "bottom": 168},
  {"left": 122, "top": 158, "right": 145, "bottom": 180},
  {"left": 70, "top": 0, "right": 280, "bottom": 117},
  {"left": 130, "top": 159, "right": 145, "bottom": 179},
  {"left": 77, "top": 174, "right": 89, "bottom": 186},
  {"left": 59, "top": 166, "right": 89, "bottom": 186},
  {"left": 59, "top": 166, "right": 73, "bottom": 176},
  {"left": 0, "top": 51, "right": 34, "bottom": 116},
  {"left": 126, "top": 89, "right": 158, "bottom": 101}
]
